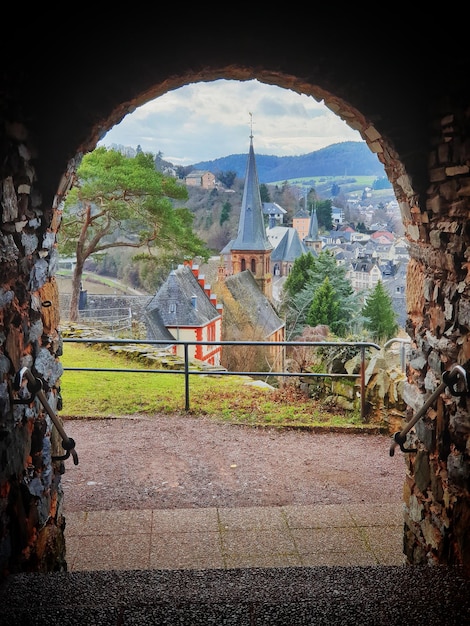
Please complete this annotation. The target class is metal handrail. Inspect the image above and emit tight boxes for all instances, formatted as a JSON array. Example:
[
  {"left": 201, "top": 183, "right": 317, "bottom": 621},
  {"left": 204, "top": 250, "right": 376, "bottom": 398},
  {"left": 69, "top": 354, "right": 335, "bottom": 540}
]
[
  {"left": 383, "top": 337, "right": 411, "bottom": 372},
  {"left": 62, "top": 338, "right": 381, "bottom": 418},
  {"left": 389, "top": 364, "right": 468, "bottom": 456},
  {"left": 14, "top": 367, "right": 79, "bottom": 465}
]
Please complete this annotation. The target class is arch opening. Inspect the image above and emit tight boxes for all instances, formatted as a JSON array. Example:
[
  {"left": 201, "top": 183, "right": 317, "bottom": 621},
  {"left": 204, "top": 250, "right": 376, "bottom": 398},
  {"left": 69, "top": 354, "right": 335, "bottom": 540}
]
[{"left": 54, "top": 73, "right": 413, "bottom": 573}]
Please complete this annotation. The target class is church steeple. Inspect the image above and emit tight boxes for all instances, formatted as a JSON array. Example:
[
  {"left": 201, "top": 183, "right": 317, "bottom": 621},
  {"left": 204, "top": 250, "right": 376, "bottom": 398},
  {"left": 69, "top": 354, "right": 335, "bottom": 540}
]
[
  {"left": 231, "top": 132, "right": 272, "bottom": 252},
  {"left": 307, "top": 206, "right": 319, "bottom": 241},
  {"left": 304, "top": 195, "right": 322, "bottom": 255},
  {"left": 230, "top": 122, "right": 273, "bottom": 300}
]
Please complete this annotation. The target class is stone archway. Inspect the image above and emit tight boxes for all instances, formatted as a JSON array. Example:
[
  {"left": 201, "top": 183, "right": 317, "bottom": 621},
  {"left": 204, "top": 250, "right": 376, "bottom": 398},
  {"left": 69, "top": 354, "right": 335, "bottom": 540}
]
[{"left": 2, "top": 29, "right": 470, "bottom": 576}]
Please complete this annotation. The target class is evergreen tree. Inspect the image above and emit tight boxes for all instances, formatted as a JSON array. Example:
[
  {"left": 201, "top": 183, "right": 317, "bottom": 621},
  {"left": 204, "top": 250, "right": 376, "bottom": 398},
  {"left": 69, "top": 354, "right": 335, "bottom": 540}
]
[
  {"left": 220, "top": 201, "right": 232, "bottom": 226},
  {"left": 361, "top": 280, "right": 399, "bottom": 341},
  {"left": 282, "top": 250, "right": 362, "bottom": 338},
  {"left": 316, "top": 199, "right": 333, "bottom": 230},
  {"left": 306, "top": 276, "right": 341, "bottom": 331},
  {"left": 260, "top": 183, "right": 271, "bottom": 202},
  {"left": 216, "top": 170, "right": 237, "bottom": 189},
  {"left": 283, "top": 251, "right": 317, "bottom": 299}
]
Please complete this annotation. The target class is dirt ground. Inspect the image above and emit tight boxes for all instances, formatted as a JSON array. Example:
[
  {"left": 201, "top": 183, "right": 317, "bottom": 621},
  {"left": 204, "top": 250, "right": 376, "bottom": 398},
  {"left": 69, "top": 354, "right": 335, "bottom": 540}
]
[{"left": 59, "top": 415, "right": 406, "bottom": 512}]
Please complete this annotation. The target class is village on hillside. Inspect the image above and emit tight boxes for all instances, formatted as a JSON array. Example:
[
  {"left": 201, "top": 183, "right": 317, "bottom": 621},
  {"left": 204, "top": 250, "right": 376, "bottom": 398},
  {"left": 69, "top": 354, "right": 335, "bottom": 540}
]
[{"left": 60, "top": 138, "right": 408, "bottom": 366}]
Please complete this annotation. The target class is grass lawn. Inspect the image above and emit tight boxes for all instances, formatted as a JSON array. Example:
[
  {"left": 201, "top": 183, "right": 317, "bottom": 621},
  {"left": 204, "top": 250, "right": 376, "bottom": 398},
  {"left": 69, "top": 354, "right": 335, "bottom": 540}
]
[{"left": 59, "top": 342, "right": 371, "bottom": 430}]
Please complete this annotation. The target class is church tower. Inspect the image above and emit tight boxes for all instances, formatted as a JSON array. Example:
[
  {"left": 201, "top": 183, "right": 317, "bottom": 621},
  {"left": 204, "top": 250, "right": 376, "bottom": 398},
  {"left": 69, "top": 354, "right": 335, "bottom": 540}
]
[
  {"left": 230, "top": 128, "right": 273, "bottom": 300},
  {"left": 303, "top": 202, "right": 322, "bottom": 255}
]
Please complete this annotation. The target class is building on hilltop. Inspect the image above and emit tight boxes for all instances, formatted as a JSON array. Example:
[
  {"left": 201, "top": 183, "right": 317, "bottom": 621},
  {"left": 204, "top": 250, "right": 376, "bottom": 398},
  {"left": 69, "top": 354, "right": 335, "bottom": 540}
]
[{"left": 184, "top": 170, "right": 217, "bottom": 189}]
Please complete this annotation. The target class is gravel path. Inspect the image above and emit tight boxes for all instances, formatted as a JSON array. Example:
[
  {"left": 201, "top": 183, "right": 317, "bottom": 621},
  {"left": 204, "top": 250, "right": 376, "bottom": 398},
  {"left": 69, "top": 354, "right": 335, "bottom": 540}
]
[{"left": 60, "top": 415, "right": 406, "bottom": 512}]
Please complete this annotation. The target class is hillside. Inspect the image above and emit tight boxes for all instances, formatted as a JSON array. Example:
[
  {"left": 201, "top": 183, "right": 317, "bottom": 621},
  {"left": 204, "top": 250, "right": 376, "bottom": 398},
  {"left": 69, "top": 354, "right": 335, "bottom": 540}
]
[{"left": 190, "top": 141, "right": 384, "bottom": 183}]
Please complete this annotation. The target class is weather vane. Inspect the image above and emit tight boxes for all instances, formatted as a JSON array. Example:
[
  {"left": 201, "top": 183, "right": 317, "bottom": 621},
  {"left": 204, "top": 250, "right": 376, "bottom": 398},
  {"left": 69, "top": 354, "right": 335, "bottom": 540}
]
[{"left": 249, "top": 112, "right": 254, "bottom": 138}]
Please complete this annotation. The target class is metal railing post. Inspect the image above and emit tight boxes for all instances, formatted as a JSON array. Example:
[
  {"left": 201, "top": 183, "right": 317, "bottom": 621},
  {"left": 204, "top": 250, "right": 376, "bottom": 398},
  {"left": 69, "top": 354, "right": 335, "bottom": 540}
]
[
  {"left": 360, "top": 345, "right": 366, "bottom": 421},
  {"left": 184, "top": 343, "right": 190, "bottom": 411},
  {"left": 384, "top": 337, "right": 411, "bottom": 373}
]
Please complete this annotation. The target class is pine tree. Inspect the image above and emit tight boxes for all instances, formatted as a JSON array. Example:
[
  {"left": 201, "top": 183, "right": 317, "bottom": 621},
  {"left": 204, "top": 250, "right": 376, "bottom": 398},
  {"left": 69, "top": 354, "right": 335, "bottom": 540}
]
[
  {"left": 361, "top": 280, "right": 399, "bottom": 341},
  {"left": 282, "top": 250, "right": 362, "bottom": 338},
  {"left": 283, "top": 251, "right": 316, "bottom": 299},
  {"left": 60, "top": 147, "right": 210, "bottom": 321},
  {"left": 306, "top": 276, "right": 341, "bottom": 331}
]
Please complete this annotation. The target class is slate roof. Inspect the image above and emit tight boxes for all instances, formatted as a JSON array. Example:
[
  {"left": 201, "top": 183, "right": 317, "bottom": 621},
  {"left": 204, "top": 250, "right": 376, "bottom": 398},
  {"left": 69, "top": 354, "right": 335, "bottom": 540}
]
[
  {"left": 304, "top": 208, "right": 319, "bottom": 241},
  {"left": 223, "top": 270, "right": 284, "bottom": 337},
  {"left": 230, "top": 137, "right": 273, "bottom": 252},
  {"left": 351, "top": 259, "right": 380, "bottom": 273},
  {"left": 267, "top": 226, "right": 308, "bottom": 262},
  {"left": 262, "top": 202, "right": 287, "bottom": 217},
  {"left": 185, "top": 169, "right": 212, "bottom": 179},
  {"left": 144, "top": 307, "right": 177, "bottom": 344},
  {"left": 293, "top": 209, "right": 310, "bottom": 219},
  {"left": 146, "top": 265, "right": 221, "bottom": 328}
]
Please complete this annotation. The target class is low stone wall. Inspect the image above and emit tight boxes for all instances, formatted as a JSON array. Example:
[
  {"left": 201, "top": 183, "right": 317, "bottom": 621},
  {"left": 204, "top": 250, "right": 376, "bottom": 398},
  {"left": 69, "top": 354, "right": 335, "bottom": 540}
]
[{"left": 299, "top": 347, "right": 408, "bottom": 434}]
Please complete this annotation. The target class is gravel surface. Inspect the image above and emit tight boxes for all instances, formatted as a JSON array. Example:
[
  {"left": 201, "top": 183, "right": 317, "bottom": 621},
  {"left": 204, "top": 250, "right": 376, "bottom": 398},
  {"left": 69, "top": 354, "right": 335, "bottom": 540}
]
[{"left": 60, "top": 415, "right": 406, "bottom": 512}]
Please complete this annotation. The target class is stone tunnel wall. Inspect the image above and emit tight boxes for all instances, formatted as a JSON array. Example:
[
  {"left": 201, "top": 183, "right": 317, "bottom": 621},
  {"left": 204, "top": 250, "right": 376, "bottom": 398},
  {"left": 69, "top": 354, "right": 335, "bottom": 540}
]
[
  {"left": 1, "top": 75, "right": 470, "bottom": 578},
  {"left": 0, "top": 126, "right": 72, "bottom": 577},
  {"left": 399, "top": 104, "right": 470, "bottom": 568}
]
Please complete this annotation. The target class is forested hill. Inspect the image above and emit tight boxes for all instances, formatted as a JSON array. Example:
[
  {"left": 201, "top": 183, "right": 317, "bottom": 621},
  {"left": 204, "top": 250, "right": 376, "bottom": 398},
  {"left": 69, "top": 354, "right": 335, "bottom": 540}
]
[{"left": 190, "top": 141, "right": 384, "bottom": 183}]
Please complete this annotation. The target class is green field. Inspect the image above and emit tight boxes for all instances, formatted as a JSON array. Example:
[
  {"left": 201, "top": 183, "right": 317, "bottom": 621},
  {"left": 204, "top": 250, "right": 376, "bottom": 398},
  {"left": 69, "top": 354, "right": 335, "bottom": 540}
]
[{"left": 272, "top": 175, "right": 395, "bottom": 205}]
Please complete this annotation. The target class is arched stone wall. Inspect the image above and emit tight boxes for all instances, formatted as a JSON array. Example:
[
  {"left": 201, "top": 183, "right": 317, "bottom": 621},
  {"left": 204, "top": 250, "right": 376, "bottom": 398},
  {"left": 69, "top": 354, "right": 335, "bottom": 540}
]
[{"left": 1, "top": 25, "right": 470, "bottom": 576}]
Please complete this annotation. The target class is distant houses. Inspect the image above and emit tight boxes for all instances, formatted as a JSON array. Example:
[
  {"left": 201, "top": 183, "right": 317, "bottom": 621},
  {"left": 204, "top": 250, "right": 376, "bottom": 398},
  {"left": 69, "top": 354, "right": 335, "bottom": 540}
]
[{"left": 146, "top": 136, "right": 409, "bottom": 361}]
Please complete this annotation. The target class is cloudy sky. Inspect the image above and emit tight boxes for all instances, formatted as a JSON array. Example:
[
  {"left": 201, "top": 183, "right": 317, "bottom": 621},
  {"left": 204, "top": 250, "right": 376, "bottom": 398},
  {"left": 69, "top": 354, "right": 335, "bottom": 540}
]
[{"left": 98, "top": 79, "right": 363, "bottom": 166}]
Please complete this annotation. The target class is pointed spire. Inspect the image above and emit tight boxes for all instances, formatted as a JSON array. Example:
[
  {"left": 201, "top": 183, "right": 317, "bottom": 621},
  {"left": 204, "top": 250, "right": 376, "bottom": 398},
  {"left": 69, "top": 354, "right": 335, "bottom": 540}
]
[
  {"left": 304, "top": 193, "right": 319, "bottom": 242},
  {"left": 231, "top": 130, "right": 272, "bottom": 251}
]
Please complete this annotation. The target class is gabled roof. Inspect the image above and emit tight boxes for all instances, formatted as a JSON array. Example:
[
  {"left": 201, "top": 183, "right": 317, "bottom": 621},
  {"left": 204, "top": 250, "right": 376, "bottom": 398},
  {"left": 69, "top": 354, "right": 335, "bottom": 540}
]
[
  {"left": 146, "top": 265, "right": 220, "bottom": 327},
  {"left": 351, "top": 259, "right": 380, "bottom": 273},
  {"left": 267, "top": 226, "right": 308, "bottom": 262},
  {"left": 185, "top": 169, "right": 213, "bottom": 178},
  {"left": 230, "top": 137, "right": 273, "bottom": 252},
  {"left": 371, "top": 230, "right": 394, "bottom": 241},
  {"left": 293, "top": 209, "right": 310, "bottom": 219},
  {"left": 262, "top": 202, "right": 287, "bottom": 216},
  {"left": 222, "top": 270, "right": 284, "bottom": 337}
]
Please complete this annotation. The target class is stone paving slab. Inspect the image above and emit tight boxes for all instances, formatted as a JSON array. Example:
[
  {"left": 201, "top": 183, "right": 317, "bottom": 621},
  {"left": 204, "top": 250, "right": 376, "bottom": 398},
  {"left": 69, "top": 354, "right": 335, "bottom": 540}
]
[{"left": 64, "top": 503, "right": 406, "bottom": 572}]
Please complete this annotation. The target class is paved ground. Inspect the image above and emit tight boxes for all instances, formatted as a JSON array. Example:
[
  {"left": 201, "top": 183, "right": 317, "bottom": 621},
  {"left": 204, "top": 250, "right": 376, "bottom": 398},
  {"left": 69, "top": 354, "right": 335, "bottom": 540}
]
[{"left": 3, "top": 416, "right": 470, "bottom": 624}]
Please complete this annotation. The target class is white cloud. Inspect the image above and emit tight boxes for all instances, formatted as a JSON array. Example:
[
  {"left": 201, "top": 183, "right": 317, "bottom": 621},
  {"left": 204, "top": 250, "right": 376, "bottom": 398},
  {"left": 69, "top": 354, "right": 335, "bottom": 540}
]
[{"left": 98, "top": 79, "right": 363, "bottom": 165}]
